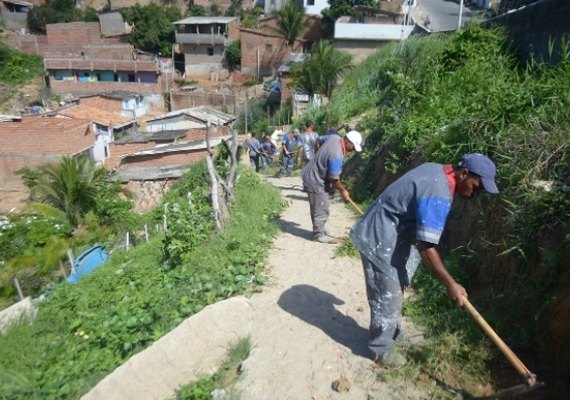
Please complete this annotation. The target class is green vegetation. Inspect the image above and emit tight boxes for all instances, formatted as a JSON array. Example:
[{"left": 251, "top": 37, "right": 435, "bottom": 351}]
[
  {"left": 317, "top": 24, "right": 569, "bottom": 389},
  {"left": 291, "top": 40, "right": 353, "bottom": 98},
  {"left": 121, "top": 4, "right": 182, "bottom": 56},
  {"left": 0, "top": 157, "right": 140, "bottom": 306},
  {"left": 226, "top": 40, "right": 241, "bottom": 72},
  {"left": 174, "top": 337, "right": 251, "bottom": 400},
  {"left": 0, "top": 44, "right": 43, "bottom": 85},
  {"left": 0, "top": 164, "right": 283, "bottom": 399},
  {"left": 391, "top": 257, "right": 492, "bottom": 398},
  {"left": 27, "top": 0, "right": 98, "bottom": 34},
  {"left": 271, "top": 1, "right": 308, "bottom": 47},
  {"left": 20, "top": 156, "right": 112, "bottom": 226}
]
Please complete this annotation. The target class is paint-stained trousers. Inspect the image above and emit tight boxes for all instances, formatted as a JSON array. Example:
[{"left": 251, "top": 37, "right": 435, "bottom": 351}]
[
  {"left": 307, "top": 191, "right": 329, "bottom": 239},
  {"left": 360, "top": 253, "right": 406, "bottom": 359}
]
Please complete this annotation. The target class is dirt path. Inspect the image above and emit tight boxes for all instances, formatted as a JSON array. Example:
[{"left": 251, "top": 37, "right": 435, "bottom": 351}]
[{"left": 83, "top": 175, "right": 418, "bottom": 400}]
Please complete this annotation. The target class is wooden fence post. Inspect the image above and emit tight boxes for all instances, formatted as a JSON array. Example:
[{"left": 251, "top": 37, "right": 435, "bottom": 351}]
[{"left": 13, "top": 278, "right": 24, "bottom": 301}]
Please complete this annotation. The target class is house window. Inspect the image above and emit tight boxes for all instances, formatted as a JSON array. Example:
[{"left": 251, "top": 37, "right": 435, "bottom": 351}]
[
  {"left": 265, "top": 43, "right": 273, "bottom": 52},
  {"left": 307, "top": 0, "right": 315, "bottom": 5},
  {"left": 114, "top": 73, "right": 119, "bottom": 82},
  {"left": 128, "top": 74, "right": 135, "bottom": 82},
  {"left": 207, "top": 47, "right": 214, "bottom": 56},
  {"left": 104, "top": 145, "right": 109, "bottom": 158}
]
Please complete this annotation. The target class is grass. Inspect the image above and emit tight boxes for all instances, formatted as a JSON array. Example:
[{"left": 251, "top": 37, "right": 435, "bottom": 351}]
[
  {"left": 0, "top": 168, "right": 284, "bottom": 399},
  {"left": 173, "top": 337, "right": 251, "bottom": 400}
]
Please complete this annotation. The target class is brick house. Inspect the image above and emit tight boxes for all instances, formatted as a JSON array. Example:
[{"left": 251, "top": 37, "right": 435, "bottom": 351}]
[
  {"left": 144, "top": 106, "right": 235, "bottom": 135},
  {"left": 172, "top": 16, "right": 240, "bottom": 77},
  {"left": 79, "top": 92, "right": 150, "bottom": 118},
  {"left": 112, "top": 134, "right": 232, "bottom": 212},
  {"left": 55, "top": 105, "right": 137, "bottom": 165},
  {"left": 43, "top": 22, "right": 165, "bottom": 97},
  {"left": 108, "top": 106, "right": 237, "bottom": 212},
  {"left": 0, "top": 115, "right": 94, "bottom": 213},
  {"left": 240, "top": 15, "right": 323, "bottom": 79}
]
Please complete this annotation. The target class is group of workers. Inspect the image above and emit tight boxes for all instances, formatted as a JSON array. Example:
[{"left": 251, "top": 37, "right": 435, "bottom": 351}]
[{"left": 246, "top": 121, "right": 500, "bottom": 370}]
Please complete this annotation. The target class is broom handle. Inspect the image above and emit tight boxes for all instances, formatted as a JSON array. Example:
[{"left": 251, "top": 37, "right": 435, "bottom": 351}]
[{"left": 463, "top": 297, "right": 536, "bottom": 386}]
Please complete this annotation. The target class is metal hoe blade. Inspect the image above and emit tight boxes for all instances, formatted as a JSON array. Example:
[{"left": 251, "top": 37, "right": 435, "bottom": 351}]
[{"left": 475, "top": 381, "right": 545, "bottom": 399}]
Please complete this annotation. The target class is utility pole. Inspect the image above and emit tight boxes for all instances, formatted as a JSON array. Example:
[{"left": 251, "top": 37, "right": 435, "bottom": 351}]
[{"left": 458, "top": 0, "right": 464, "bottom": 29}]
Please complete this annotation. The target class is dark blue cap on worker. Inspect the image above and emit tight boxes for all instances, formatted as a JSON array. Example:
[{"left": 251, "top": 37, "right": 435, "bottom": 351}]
[{"left": 458, "top": 153, "right": 499, "bottom": 194}]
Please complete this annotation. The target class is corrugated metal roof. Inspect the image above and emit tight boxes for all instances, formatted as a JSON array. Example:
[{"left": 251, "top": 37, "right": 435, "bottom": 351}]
[
  {"left": 115, "top": 130, "right": 188, "bottom": 144},
  {"left": 1, "top": 0, "right": 33, "bottom": 7},
  {"left": 145, "top": 106, "right": 236, "bottom": 126},
  {"left": 121, "top": 136, "right": 230, "bottom": 158},
  {"left": 173, "top": 16, "right": 238, "bottom": 25}
]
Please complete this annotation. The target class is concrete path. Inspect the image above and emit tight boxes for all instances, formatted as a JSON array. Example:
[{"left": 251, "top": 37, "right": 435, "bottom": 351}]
[{"left": 83, "top": 176, "right": 414, "bottom": 400}]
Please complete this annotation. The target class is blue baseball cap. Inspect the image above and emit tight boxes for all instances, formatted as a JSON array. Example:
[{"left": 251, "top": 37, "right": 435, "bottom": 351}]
[{"left": 458, "top": 153, "right": 499, "bottom": 194}]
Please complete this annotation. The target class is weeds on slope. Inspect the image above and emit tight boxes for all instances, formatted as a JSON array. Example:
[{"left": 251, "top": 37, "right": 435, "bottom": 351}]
[{"left": 0, "top": 168, "right": 283, "bottom": 399}]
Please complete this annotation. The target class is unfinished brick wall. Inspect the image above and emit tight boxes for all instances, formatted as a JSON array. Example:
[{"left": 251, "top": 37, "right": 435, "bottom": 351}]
[
  {"left": 240, "top": 29, "right": 292, "bottom": 77},
  {"left": 49, "top": 80, "right": 164, "bottom": 97},
  {"left": 170, "top": 91, "right": 237, "bottom": 112},
  {"left": 240, "top": 16, "right": 324, "bottom": 77},
  {"left": 0, "top": 123, "right": 93, "bottom": 155},
  {"left": 4, "top": 34, "right": 47, "bottom": 55},
  {"left": 121, "top": 149, "right": 208, "bottom": 169}
]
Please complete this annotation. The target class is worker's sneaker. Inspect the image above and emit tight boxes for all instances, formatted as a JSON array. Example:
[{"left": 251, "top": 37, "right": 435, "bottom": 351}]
[
  {"left": 373, "top": 349, "right": 407, "bottom": 368},
  {"left": 314, "top": 235, "right": 340, "bottom": 244}
]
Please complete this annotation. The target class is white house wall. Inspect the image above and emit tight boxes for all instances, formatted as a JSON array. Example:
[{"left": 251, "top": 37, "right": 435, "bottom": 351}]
[{"left": 334, "top": 22, "right": 414, "bottom": 41}]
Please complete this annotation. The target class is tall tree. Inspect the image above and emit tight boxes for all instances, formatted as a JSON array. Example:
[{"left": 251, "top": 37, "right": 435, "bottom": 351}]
[
  {"left": 271, "top": 1, "right": 307, "bottom": 47},
  {"left": 27, "top": 156, "right": 108, "bottom": 226},
  {"left": 121, "top": 4, "right": 181, "bottom": 56},
  {"left": 291, "top": 40, "right": 353, "bottom": 98}
]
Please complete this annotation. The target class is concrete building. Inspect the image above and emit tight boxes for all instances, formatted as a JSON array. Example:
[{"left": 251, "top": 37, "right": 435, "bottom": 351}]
[
  {"left": 264, "top": 0, "right": 327, "bottom": 17},
  {"left": 172, "top": 16, "right": 240, "bottom": 77},
  {"left": 334, "top": 3, "right": 414, "bottom": 64},
  {"left": 0, "top": 0, "right": 36, "bottom": 32}
]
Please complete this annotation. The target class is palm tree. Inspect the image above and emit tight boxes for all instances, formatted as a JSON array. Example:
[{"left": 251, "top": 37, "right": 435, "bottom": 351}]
[
  {"left": 29, "top": 156, "right": 108, "bottom": 226},
  {"left": 271, "top": 1, "right": 307, "bottom": 47},
  {"left": 292, "top": 40, "right": 353, "bottom": 98}
]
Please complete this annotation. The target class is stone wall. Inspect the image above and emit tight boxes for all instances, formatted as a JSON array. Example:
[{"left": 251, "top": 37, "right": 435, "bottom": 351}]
[{"left": 123, "top": 179, "right": 174, "bottom": 213}]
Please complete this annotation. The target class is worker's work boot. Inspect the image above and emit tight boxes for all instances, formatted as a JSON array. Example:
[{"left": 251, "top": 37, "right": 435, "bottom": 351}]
[
  {"left": 315, "top": 235, "right": 340, "bottom": 244},
  {"left": 373, "top": 349, "right": 407, "bottom": 368}
]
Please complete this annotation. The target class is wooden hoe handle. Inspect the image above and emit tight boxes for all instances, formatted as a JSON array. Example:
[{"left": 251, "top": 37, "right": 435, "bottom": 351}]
[
  {"left": 463, "top": 297, "right": 537, "bottom": 386},
  {"left": 347, "top": 197, "right": 364, "bottom": 215}
]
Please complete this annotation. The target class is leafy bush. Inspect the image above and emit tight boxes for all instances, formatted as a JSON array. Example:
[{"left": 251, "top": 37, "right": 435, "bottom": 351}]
[{"left": 0, "top": 44, "right": 43, "bottom": 85}]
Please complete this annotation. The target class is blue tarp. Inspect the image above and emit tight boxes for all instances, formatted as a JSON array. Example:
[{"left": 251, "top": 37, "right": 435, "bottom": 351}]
[{"left": 67, "top": 244, "right": 108, "bottom": 284}]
